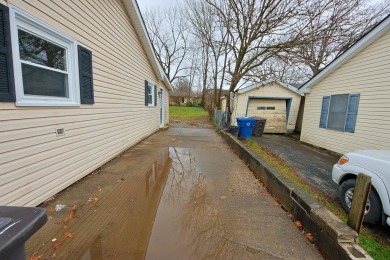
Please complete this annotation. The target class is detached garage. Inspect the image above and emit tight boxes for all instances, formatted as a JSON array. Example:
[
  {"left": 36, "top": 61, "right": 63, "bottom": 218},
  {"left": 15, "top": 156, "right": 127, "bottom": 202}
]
[{"left": 227, "top": 81, "right": 302, "bottom": 134}]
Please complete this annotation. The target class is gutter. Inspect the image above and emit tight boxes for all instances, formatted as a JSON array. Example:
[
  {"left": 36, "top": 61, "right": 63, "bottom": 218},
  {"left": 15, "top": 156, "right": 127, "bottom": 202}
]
[{"left": 121, "top": 0, "right": 173, "bottom": 91}]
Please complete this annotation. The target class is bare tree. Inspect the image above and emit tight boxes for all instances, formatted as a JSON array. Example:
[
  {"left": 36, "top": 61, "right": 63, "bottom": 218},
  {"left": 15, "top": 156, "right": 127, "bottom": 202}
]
[
  {"left": 199, "top": 42, "right": 210, "bottom": 108},
  {"left": 288, "top": 0, "right": 390, "bottom": 76},
  {"left": 144, "top": 6, "right": 190, "bottom": 84},
  {"left": 205, "top": 0, "right": 306, "bottom": 113},
  {"left": 186, "top": 0, "right": 231, "bottom": 110}
]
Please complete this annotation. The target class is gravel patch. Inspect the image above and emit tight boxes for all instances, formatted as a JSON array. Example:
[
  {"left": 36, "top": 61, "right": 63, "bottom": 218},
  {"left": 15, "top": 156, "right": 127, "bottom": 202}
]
[{"left": 228, "top": 169, "right": 262, "bottom": 196}]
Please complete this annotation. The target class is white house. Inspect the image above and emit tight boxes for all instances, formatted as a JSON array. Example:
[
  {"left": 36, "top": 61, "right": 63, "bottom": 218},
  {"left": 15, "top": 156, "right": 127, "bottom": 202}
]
[
  {"left": 299, "top": 15, "right": 390, "bottom": 154},
  {"left": 0, "top": 0, "right": 172, "bottom": 206}
]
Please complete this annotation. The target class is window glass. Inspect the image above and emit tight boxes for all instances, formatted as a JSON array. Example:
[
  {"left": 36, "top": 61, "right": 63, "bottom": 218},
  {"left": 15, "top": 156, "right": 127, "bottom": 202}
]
[
  {"left": 22, "top": 64, "right": 68, "bottom": 97},
  {"left": 267, "top": 107, "right": 275, "bottom": 110},
  {"left": 257, "top": 106, "right": 266, "bottom": 110},
  {"left": 328, "top": 94, "right": 348, "bottom": 131},
  {"left": 147, "top": 83, "right": 154, "bottom": 105},
  {"left": 18, "top": 29, "right": 66, "bottom": 71}
]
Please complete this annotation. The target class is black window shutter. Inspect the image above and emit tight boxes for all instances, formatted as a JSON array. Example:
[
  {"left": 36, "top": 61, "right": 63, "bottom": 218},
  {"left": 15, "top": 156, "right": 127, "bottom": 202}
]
[
  {"left": 78, "top": 45, "right": 94, "bottom": 104},
  {"left": 319, "top": 96, "right": 330, "bottom": 128},
  {"left": 345, "top": 94, "right": 360, "bottom": 133},
  {"left": 0, "top": 5, "right": 15, "bottom": 102},
  {"left": 154, "top": 85, "right": 157, "bottom": 106},
  {"left": 145, "top": 80, "right": 148, "bottom": 106}
]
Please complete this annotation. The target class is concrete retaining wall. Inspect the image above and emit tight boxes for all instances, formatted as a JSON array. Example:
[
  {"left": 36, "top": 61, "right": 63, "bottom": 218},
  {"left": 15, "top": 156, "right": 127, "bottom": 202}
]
[{"left": 222, "top": 132, "right": 372, "bottom": 260}]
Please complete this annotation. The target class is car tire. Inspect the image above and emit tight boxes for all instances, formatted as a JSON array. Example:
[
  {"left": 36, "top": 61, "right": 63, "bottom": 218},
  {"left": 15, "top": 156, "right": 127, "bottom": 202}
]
[{"left": 339, "top": 178, "right": 382, "bottom": 225}]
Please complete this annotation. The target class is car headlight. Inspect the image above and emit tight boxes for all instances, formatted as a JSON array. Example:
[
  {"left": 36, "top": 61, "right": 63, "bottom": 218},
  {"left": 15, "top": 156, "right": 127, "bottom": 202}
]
[{"left": 338, "top": 155, "right": 349, "bottom": 165}]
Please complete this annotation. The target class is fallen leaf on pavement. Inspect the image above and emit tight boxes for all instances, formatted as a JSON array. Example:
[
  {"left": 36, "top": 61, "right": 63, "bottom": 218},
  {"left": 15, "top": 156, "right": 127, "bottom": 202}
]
[
  {"left": 52, "top": 240, "right": 62, "bottom": 250},
  {"left": 29, "top": 252, "right": 42, "bottom": 260},
  {"left": 305, "top": 233, "right": 314, "bottom": 242},
  {"left": 294, "top": 221, "right": 303, "bottom": 230},
  {"left": 65, "top": 212, "right": 76, "bottom": 222},
  {"left": 64, "top": 232, "right": 74, "bottom": 238}
]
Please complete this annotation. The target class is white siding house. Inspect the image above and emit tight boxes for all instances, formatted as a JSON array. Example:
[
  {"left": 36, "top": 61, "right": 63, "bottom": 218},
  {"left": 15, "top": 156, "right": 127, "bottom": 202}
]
[
  {"left": 299, "top": 16, "right": 390, "bottom": 154},
  {"left": 225, "top": 81, "right": 302, "bottom": 134},
  {"left": 0, "top": 0, "right": 172, "bottom": 206}
]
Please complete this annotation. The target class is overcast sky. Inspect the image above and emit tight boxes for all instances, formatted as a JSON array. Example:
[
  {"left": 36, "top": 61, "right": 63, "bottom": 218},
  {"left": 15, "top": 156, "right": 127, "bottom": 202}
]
[{"left": 137, "top": 0, "right": 180, "bottom": 11}]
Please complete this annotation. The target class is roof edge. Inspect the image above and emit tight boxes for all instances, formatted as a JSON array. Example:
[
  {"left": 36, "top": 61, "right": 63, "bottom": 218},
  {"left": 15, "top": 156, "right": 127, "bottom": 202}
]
[
  {"left": 299, "top": 16, "right": 390, "bottom": 94},
  {"left": 238, "top": 80, "right": 302, "bottom": 96},
  {"left": 122, "top": 0, "right": 173, "bottom": 91}
]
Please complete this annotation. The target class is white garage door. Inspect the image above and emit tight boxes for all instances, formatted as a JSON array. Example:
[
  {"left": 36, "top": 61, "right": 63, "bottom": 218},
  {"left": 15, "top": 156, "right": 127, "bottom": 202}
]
[{"left": 248, "top": 99, "right": 287, "bottom": 133}]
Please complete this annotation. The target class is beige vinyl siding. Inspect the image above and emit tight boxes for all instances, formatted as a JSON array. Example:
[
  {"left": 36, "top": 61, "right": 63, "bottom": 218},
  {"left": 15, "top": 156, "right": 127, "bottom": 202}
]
[
  {"left": 231, "top": 82, "right": 301, "bottom": 133},
  {"left": 301, "top": 30, "right": 390, "bottom": 154},
  {"left": 0, "top": 0, "right": 170, "bottom": 206}
]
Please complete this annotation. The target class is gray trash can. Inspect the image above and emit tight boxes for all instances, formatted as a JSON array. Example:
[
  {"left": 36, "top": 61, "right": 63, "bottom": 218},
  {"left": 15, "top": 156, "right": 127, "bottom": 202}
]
[
  {"left": 252, "top": 117, "right": 267, "bottom": 137},
  {"left": 0, "top": 206, "right": 47, "bottom": 260}
]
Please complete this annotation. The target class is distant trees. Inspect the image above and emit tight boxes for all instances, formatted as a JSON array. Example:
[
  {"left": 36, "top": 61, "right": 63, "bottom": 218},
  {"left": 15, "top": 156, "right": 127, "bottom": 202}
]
[
  {"left": 143, "top": 7, "right": 189, "bottom": 84},
  {"left": 142, "top": 0, "right": 389, "bottom": 113}
]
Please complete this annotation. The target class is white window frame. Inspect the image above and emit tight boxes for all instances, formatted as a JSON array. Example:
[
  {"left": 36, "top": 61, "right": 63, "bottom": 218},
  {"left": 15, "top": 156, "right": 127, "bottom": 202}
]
[
  {"left": 147, "top": 81, "right": 155, "bottom": 107},
  {"left": 9, "top": 6, "right": 80, "bottom": 107}
]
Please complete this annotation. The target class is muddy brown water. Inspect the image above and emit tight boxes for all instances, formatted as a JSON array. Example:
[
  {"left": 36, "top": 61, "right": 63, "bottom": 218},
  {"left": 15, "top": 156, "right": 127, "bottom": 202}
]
[
  {"left": 25, "top": 128, "right": 321, "bottom": 259},
  {"left": 26, "top": 148, "right": 258, "bottom": 259}
]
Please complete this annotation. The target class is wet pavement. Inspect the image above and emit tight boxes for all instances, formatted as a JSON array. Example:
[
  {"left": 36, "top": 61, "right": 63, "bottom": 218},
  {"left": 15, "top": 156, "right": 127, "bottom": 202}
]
[
  {"left": 26, "top": 128, "right": 322, "bottom": 259},
  {"left": 253, "top": 134, "right": 340, "bottom": 200}
]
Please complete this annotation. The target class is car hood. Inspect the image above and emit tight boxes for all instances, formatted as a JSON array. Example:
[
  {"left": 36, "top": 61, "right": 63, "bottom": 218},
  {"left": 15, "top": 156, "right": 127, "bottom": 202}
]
[{"left": 347, "top": 150, "right": 390, "bottom": 162}]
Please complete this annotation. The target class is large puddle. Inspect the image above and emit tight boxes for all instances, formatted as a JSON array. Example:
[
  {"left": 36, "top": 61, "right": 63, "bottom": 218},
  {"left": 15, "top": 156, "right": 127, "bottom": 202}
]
[
  {"left": 29, "top": 148, "right": 237, "bottom": 259},
  {"left": 26, "top": 147, "right": 277, "bottom": 259}
]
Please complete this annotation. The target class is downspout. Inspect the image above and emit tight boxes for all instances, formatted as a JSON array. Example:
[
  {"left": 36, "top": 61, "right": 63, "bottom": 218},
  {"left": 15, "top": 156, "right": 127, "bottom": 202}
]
[
  {"left": 286, "top": 99, "right": 292, "bottom": 124},
  {"left": 245, "top": 96, "right": 251, "bottom": 117}
]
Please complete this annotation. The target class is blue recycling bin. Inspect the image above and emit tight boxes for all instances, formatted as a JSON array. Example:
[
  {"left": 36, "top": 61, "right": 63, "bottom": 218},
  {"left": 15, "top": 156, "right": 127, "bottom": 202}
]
[{"left": 236, "top": 117, "right": 256, "bottom": 140}]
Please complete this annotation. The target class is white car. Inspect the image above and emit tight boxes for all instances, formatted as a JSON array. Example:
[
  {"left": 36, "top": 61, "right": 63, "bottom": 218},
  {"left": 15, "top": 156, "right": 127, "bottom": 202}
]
[{"left": 332, "top": 150, "right": 390, "bottom": 226}]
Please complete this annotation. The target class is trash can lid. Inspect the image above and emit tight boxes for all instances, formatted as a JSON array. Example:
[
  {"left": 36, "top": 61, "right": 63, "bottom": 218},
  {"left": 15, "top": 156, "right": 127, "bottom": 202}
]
[
  {"left": 236, "top": 117, "right": 256, "bottom": 122},
  {"left": 0, "top": 206, "right": 47, "bottom": 256},
  {"left": 253, "top": 117, "right": 267, "bottom": 121}
]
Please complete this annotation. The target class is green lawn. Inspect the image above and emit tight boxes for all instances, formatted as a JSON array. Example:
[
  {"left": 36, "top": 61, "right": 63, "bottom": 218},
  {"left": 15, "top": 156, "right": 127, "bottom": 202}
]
[{"left": 169, "top": 106, "right": 208, "bottom": 120}]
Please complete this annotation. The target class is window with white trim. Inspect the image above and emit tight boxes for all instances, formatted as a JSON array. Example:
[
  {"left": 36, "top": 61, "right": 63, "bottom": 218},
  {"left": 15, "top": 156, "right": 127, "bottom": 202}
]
[
  {"left": 145, "top": 80, "right": 156, "bottom": 107},
  {"left": 10, "top": 7, "right": 80, "bottom": 106}
]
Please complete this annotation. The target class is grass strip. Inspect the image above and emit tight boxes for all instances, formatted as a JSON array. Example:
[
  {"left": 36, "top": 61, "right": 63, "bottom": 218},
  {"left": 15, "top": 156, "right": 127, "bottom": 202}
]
[
  {"left": 169, "top": 106, "right": 208, "bottom": 120},
  {"left": 245, "top": 139, "right": 390, "bottom": 259}
]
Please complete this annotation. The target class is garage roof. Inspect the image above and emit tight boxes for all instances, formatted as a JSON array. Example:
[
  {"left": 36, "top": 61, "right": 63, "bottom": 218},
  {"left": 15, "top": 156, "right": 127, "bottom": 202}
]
[{"left": 238, "top": 80, "right": 302, "bottom": 96}]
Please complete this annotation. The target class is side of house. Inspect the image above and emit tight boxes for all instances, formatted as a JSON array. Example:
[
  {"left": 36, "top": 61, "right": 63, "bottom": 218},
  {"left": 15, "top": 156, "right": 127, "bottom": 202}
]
[
  {"left": 0, "top": 0, "right": 171, "bottom": 206},
  {"left": 299, "top": 17, "right": 390, "bottom": 154},
  {"left": 231, "top": 81, "right": 301, "bottom": 134}
]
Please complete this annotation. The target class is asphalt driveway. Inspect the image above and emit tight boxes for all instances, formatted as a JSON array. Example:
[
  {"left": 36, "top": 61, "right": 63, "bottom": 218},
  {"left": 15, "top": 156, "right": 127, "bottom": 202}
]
[{"left": 252, "top": 134, "right": 340, "bottom": 200}]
